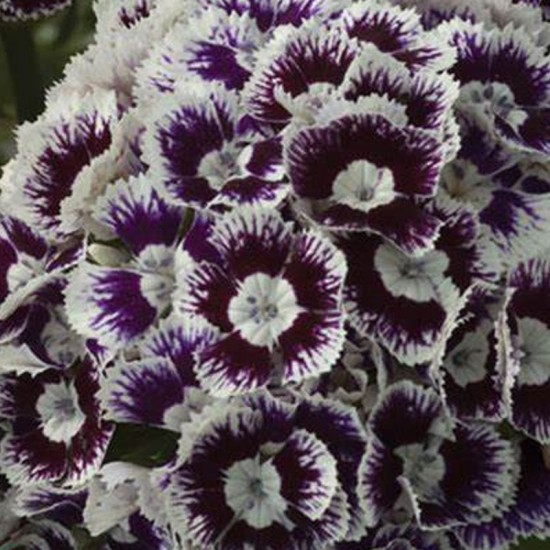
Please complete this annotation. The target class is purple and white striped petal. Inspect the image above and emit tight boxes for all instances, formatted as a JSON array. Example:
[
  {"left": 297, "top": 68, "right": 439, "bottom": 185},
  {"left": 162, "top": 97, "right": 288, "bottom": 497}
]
[
  {"left": 93, "top": 176, "right": 184, "bottom": 255},
  {"left": 245, "top": 24, "right": 359, "bottom": 124},
  {"left": 453, "top": 438, "right": 550, "bottom": 549},
  {"left": 439, "top": 20, "right": 550, "bottom": 154},
  {"left": 443, "top": 119, "right": 550, "bottom": 262},
  {"left": 65, "top": 263, "right": 168, "bottom": 351},
  {"left": 101, "top": 315, "right": 219, "bottom": 429},
  {"left": 341, "top": 45, "right": 460, "bottom": 133},
  {"left": 196, "top": 0, "right": 343, "bottom": 32},
  {"left": 414, "top": 423, "right": 515, "bottom": 529},
  {"left": 369, "top": 381, "right": 449, "bottom": 450},
  {"left": 143, "top": 85, "right": 240, "bottom": 209},
  {"left": 0, "top": 362, "right": 113, "bottom": 486},
  {"left": 285, "top": 112, "right": 445, "bottom": 251},
  {"left": 295, "top": 397, "right": 368, "bottom": 539},
  {"left": 194, "top": 331, "right": 273, "bottom": 396},
  {"left": 0, "top": 0, "right": 70, "bottom": 21},
  {"left": 441, "top": 294, "right": 506, "bottom": 422},
  {"left": 339, "top": 1, "right": 456, "bottom": 71},
  {"left": 168, "top": 392, "right": 350, "bottom": 549},
  {"left": 14, "top": 485, "right": 87, "bottom": 525},
  {"left": 208, "top": 207, "right": 293, "bottom": 281},
  {"left": 503, "top": 258, "right": 550, "bottom": 443},
  {"left": 2, "top": 91, "right": 118, "bottom": 241},
  {"left": 136, "top": 9, "right": 262, "bottom": 97},
  {"left": 342, "top": 234, "right": 460, "bottom": 366}
]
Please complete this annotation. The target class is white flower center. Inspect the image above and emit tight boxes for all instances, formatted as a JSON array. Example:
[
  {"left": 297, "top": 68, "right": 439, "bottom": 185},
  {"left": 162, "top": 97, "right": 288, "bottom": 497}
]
[
  {"left": 138, "top": 245, "right": 175, "bottom": 310},
  {"left": 41, "top": 312, "right": 84, "bottom": 367},
  {"left": 332, "top": 160, "right": 395, "bottom": 213},
  {"left": 223, "top": 457, "right": 287, "bottom": 529},
  {"left": 375, "top": 244, "right": 449, "bottom": 302},
  {"left": 396, "top": 443, "right": 446, "bottom": 504},
  {"left": 6, "top": 254, "right": 44, "bottom": 294},
  {"left": 228, "top": 274, "right": 301, "bottom": 349},
  {"left": 461, "top": 81, "right": 528, "bottom": 131},
  {"left": 36, "top": 381, "right": 86, "bottom": 444},
  {"left": 516, "top": 317, "right": 550, "bottom": 386},
  {"left": 442, "top": 161, "right": 493, "bottom": 211},
  {"left": 444, "top": 327, "right": 490, "bottom": 388},
  {"left": 274, "top": 82, "right": 335, "bottom": 124},
  {"left": 197, "top": 147, "right": 237, "bottom": 190}
]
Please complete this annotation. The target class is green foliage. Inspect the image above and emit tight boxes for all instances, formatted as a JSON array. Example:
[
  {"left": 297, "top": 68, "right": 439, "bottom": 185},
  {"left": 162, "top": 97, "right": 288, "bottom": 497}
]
[{"left": 0, "top": 0, "right": 95, "bottom": 164}]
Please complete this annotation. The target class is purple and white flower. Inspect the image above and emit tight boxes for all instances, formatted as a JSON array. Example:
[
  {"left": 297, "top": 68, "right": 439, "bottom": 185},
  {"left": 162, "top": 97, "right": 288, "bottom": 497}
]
[
  {"left": 0, "top": 91, "right": 119, "bottom": 242},
  {"left": 341, "top": 197, "right": 496, "bottom": 365},
  {"left": 167, "top": 391, "right": 366, "bottom": 549},
  {"left": 65, "top": 175, "right": 185, "bottom": 351},
  {"left": 99, "top": 313, "right": 218, "bottom": 430},
  {"left": 142, "top": 85, "right": 287, "bottom": 210},
  {"left": 0, "top": 360, "right": 113, "bottom": 486},
  {"left": 438, "top": 19, "right": 550, "bottom": 155},
  {"left": 359, "top": 381, "right": 515, "bottom": 530},
  {"left": 501, "top": 257, "right": 550, "bottom": 443},
  {"left": 285, "top": 109, "right": 445, "bottom": 252},
  {"left": 175, "top": 207, "right": 347, "bottom": 396}
]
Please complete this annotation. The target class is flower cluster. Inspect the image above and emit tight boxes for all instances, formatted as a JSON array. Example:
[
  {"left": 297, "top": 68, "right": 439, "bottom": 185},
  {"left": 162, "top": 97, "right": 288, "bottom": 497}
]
[{"left": 1, "top": 0, "right": 550, "bottom": 548}]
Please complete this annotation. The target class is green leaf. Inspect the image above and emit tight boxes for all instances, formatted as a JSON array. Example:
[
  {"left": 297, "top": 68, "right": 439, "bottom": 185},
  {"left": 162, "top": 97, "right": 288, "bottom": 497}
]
[{"left": 104, "top": 423, "right": 179, "bottom": 468}]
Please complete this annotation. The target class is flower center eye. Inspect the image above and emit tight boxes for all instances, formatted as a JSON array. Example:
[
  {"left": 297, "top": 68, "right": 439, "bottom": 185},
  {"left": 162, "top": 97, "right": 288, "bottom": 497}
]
[
  {"left": 331, "top": 160, "right": 395, "bottom": 213},
  {"left": 228, "top": 273, "right": 300, "bottom": 349},
  {"left": 247, "top": 296, "right": 279, "bottom": 323},
  {"left": 248, "top": 477, "right": 266, "bottom": 498}
]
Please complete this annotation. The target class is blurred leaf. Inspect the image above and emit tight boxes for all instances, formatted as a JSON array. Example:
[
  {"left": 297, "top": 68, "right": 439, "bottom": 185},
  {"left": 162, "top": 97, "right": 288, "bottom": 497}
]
[{"left": 105, "top": 423, "right": 179, "bottom": 468}]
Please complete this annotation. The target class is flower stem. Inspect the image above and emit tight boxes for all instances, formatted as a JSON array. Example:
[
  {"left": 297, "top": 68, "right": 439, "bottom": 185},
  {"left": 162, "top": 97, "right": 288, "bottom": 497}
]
[{"left": 0, "top": 23, "right": 44, "bottom": 123}]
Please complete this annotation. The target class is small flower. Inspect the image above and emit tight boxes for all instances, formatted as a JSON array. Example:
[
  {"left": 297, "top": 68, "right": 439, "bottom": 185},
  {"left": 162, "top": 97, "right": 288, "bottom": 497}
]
[
  {"left": 359, "top": 381, "right": 515, "bottom": 530},
  {"left": 175, "top": 207, "right": 347, "bottom": 396},
  {"left": 0, "top": 91, "right": 118, "bottom": 243},
  {"left": 167, "top": 391, "right": 366, "bottom": 549},
  {"left": 0, "top": 361, "right": 113, "bottom": 486}
]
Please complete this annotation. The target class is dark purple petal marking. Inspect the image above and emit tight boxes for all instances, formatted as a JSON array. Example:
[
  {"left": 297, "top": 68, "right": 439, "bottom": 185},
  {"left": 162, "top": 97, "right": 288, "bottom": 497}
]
[
  {"left": 101, "top": 358, "right": 186, "bottom": 427},
  {"left": 358, "top": 436, "right": 404, "bottom": 527},
  {"left": 283, "top": 231, "right": 346, "bottom": 311},
  {"left": 177, "top": 261, "right": 236, "bottom": 331},
  {"left": 93, "top": 176, "right": 184, "bottom": 254},
  {"left": 140, "top": 313, "right": 220, "bottom": 386},
  {"left": 417, "top": 423, "right": 514, "bottom": 529},
  {"left": 279, "top": 310, "right": 345, "bottom": 384},
  {"left": 215, "top": 175, "right": 289, "bottom": 208},
  {"left": 65, "top": 264, "right": 160, "bottom": 350},
  {"left": 144, "top": 86, "right": 238, "bottom": 208},
  {"left": 209, "top": 207, "right": 292, "bottom": 280},
  {"left": 369, "top": 381, "right": 445, "bottom": 450},
  {"left": 272, "top": 429, "right": 337, "bottom": 520},
  {"left": 195, "top": 331, "right": 273, "bottom": 396},
  {"left": 245, "top": 27, "right": 359, "bottom": 123},
  {"left": 286, "top": 112, "right": 444, "bottom": 204}
]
